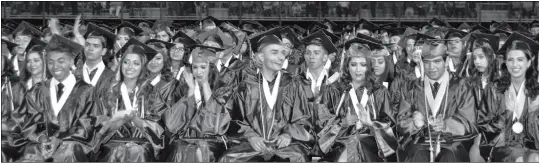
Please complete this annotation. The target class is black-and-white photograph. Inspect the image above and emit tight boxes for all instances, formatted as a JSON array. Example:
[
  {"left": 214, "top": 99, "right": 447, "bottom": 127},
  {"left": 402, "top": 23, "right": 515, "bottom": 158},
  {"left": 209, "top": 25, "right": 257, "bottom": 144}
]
[{"left": 1, "top": 1, "right": 539, "bottom": 162}]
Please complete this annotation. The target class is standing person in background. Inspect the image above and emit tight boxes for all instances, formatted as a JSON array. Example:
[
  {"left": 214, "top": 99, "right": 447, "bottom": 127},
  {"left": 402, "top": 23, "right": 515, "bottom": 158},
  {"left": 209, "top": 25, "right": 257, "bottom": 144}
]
[
  {"left": 282, "top": 1, "right": 292, "bottom": 17},
  {"left": 370, "top": 2, "right": 377, "bottom": 17},
  {"left": 109, "top": 1, "right": 122, "bottom": 18},
  {"left": 71, "top": 2, "right": 78, "bottom": 15},
  {"left": 328, "top": 2, "right": 337, "bottom": 17},
  {"left": 292, "top": 2, "right": 302, "bottom": 17},
  {"left": 229, "top": 1, "right": 239, "bottom": 16},
  {"left": 339, "top": 1, "right": 350, "bottom": 18},
  {"left": 92, "top": 2, "right": 102, "bottom": 15},
  {"left": 455, "top": 1, "right": 466, "bottom": 18}
]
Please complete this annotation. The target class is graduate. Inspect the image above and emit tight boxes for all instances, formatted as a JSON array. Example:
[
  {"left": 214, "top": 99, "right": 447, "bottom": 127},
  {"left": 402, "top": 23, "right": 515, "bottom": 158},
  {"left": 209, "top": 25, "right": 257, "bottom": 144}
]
[
  {"left": 280, "top": 27, "right": 305, "bottom": 76},
  {"left": 445, "top": 28, "right": 468, "bottom": 74},
  {"left": 144, "top": 39, "right": 176, "bottom": 102},
  {"left": 215, "top": 28, "right": 241, "bottom": 72},
  {"left": 162, "top": 44, "right": 231, "bottom": 162},
  {"left": 297, "top": 31, "right": 339, "bottom": 97},
  {"left": 315, "top": 44, "right": 397, "bottom": 162},
  {"left": 218, "top": 28, "right": 314, "bottom": 162},
  {"left": 11, "top": 34, "right": 99, "bottom": 162},
  {"left": 477, "top": 33, "right": 539, "bottom": 162},
  {"left": 79, "top": 23, "right": 117, "bottom": 98},
  {"left": 10, "top": 38, "right": 48, "bottom": 110},
  {"left": 10, "top": 21, "right": 43, "bottom": 76},
  {"left": 152, "top": 20, "right": 173, "bottom": 42},
  {"left": 396, "top": 42, "right": 477, "bottom": 162},
  {"left": 92, "top": 38, "right": 168, "bottom": 162},
  {"left": 109, "top": 21, "right": 144, "bottom": 71}
]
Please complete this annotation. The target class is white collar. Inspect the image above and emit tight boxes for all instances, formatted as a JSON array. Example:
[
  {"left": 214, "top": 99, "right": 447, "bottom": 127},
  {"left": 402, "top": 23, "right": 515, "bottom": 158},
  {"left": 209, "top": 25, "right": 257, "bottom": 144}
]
[
  {"left": 120, "top": 82, "right": 139, "bottom": 111},
  {"left": 49, "top": 73, "right": 77, "bottom": 116},
  {"left": 262, "top": 71, "right": 282, "bottom": 110},
  {"left": 27, "top": 78, "right": 33, "bottom": 89},
  {"left": 507, "top": 81, "right": 526, "bottom": 121},
  {"left": 424, "top": 70, "right": 450, "bottom": 116},
  {"left": 82, "top": 61, "right": 106, "bottom": 86},
  {"left": 324, "top": 59, "right": 332, "bottom": 70},
  {"left": 150, "top": 74, "right": 162, "bottom": 86},
  {"left": 175, "top": 66, "right": 185, "bottom": 81},
  {"left": 306, "top": 67, "right": 328, "bottom": 94},
  {"left": 428, "top": 71, "right": 446, "bottom": 85},
  {"left": 217, "top": 55, "right": 234, "bottom": 72}
]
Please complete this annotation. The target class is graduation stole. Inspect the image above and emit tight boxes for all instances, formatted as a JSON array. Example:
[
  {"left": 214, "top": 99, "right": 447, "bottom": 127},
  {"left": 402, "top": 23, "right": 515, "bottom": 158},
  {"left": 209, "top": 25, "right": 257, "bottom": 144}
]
[
  {"left": 194, "top": 81, "right": 202, "bottom": 108},
  {"left": 150, "top": 74, "right": 162, "bottom": 86},
  {"left": 506, "top": 82, "right": 526, "bottom": 122},
  {"left": 349, "top": 83, "right": 375, "bottom": 121},
  {"left": 281, "top": 59, "right": 289, "bottom": 69},
  {"left": 120, "top": 83, "right": 139, "bottom": 112},
  {"left": 82, "top": 62, "right": 105, "bottom": 86},
  {"left": 216, "top": 56, "right": 232, "bottom": 72},
  {"left": 447, "top": 58, "right": 456, "bottom": 72},
  {"left": 306, "top": 68, "right": 328, "bottom": 95},
  {"left": 262, "top": 71, "right": 282, "bottom": 110},
  {"left": 415, "top": 61, "right": 424, "bottom": 79},
  {"left": 175, "top": 66, "right": 185, "bottom": 81},
  {"left": 49, "top": 78, "right": 75, "bottom": 116},
  {"left": 423, "top": 71, "right": 450, "bottom": 117}
]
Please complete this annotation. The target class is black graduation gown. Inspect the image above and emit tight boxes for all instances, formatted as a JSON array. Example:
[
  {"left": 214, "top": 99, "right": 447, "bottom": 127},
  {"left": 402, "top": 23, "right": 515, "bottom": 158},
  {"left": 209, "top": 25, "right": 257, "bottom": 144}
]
[
  {"left": 161, "top": 84, "right": 232, "bottom": 162},
  {"left": 316, "top": 81, "right": 397, "bottom": 162},
  {"left": 218, "top": 71, "right": 314, "bottom": 162},
  {"left": 11, "top": 79, "right": 99, "bottom": 162},
  {"left": 93, "top": 83, "right": 168, "bottom": 162},
  {"left": 478, "top": 84, "right": 539, "bottom": 162},
  {"left": 396, "top": 75, "right": 478, "bottom": 162}
]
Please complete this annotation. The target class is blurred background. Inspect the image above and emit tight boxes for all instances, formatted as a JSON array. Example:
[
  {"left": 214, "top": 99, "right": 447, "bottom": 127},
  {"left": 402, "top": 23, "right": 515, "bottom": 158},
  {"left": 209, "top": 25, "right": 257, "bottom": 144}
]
[{"left": 1, "top": 1, "right": 537, "bottom": 26}]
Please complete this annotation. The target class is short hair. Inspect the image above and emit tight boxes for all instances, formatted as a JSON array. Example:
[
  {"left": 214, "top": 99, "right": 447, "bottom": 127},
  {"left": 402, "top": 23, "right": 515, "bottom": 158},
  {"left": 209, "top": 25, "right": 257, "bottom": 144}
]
[
  {"left": 46, "top": 44, "right": 75, "bottom": 59},
  {"left": 87, "top": 33, "right": 108, "bottom": 49}
]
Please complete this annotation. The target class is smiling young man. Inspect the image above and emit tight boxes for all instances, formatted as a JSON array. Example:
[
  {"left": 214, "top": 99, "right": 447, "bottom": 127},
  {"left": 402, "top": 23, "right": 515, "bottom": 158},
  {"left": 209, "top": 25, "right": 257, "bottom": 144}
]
[
  {"left": 396, "top": 42, "right": 477, "bottom": 162},
  {"left": 218, "top": 28, "right": 314, "bottom": 162},
  {"left": 13, "top": 34, "right": 99, "bottom": 162}
]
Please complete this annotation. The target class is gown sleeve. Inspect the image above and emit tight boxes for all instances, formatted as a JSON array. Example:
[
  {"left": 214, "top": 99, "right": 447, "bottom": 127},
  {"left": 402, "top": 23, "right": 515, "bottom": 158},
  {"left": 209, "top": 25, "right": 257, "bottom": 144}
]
[
  {"left": 477, "top": 84, "right": 506, "bottom": 145},
  {"left": 192, "top": 86, "right": 232, "bottom": 136},
  {"left": 443, "top": 79, "right": 477, "bottom": 136},
  {"left": 280, "top": 78, "right": 314, "bottom": 142}
]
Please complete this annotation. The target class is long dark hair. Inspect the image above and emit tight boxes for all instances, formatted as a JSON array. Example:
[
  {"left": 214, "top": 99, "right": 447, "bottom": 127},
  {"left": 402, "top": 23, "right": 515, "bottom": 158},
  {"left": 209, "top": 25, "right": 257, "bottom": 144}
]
[
  {"left": 341, "top": 55, "right": 382, "bottom": 94},
  {"left": 153, "top": 48, "right": 174, "bottom": 82},
  {"left": 187, "top": 61, "right": 219, "bottom": 90},
  {"left": 494, "top": 49, "right": 539, "bottom": 98},
  {"left": 1, "top": 55, "right": 18, "bottom": 84},
  {"left": 468, "top": 44, "right": 497, "bottom": 82},
  {"left": 21, "top": 45, "right": 51, "bottom": 82},
  {"left": 116, "top": 46, "right": 150, "bottom": 86}
]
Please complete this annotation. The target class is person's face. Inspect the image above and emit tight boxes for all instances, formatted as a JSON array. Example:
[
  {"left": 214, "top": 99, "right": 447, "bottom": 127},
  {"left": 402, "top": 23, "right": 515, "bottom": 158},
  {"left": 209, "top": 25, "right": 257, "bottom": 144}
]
[
  {"left": 170, "top": 43, "right": 185, "bottom": 61},
  {"left": 47, "top": 51, "right": 73, "bottom": 82},
  {"left": 149, "top": 33, "right": 156, "bottom": 39},
  {"left": 305, "top": 44, "right": 328, "bottom": 70},
  {"left": 43, "top": 34, "right": 53, "bottom": 42},
  {"left": 14, "top": 35, "right": 31, "bottom": 55},
  {"left": 156, "top": 31, "right": 170, "bottom": 42},
  {"left": 84, "top": 38, "right": 106, "bottom": 62},
  {"left": 390, "top": 36, "right": 401, "bottom": 51},
  {"left": 380, "top": 32, "right": 390, "bottom": 44},
  {"left": 192, "top": 62, "right": 209, "bottom": 82},
  {"left": 406, "top": 39, "right": 416, "bottom": 55},
  {"left": 423, "top": 56, "right": 446, "bottom": 80},
  {"left": 447, "top": 37, "right": 464, "bottom": 54},
  {"left": 26, "top": 52, "right": 44, "bottom": 76},
  {"left": 116, "top": 34, "right": 130, "bottom": 48},
  {"left": 121, "top": 53, "right": 143, "bottom": 81},
  {"left": 505, "top": 50, "right": 531, "bottom": 79},
  {"left": 147, "top": 53, "right": 164, "bottom": 74},
  {"left": 137, "top": 35, "right": 150, "bottom": 44},
  {"left": 282, "top": 38, "right": 293, "bottom": 50},
  {"left": 371, "top": 56, "right": 386, "bottom": 76},
  {"left": 258, "top": 44, "right": 287, "bottom": 72},
  {"left": 531, "top": 27, "right": 539, "bottom": 36},
  {"left": 348, "top": 57, "right": 368, "bottom": 83},
  {"left": 472, "top": 48, "right": 489, "bottom": 73}
]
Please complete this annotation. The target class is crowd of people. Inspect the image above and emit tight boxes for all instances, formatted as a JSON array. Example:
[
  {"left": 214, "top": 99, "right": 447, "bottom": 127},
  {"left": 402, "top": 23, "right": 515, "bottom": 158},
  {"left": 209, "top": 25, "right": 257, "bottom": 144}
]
[
  {"left": 1, "top": 14, "right": 539, "bottom": 162},
  {"left": 5, "top": 2, "right": 539, "bottom": 19}
]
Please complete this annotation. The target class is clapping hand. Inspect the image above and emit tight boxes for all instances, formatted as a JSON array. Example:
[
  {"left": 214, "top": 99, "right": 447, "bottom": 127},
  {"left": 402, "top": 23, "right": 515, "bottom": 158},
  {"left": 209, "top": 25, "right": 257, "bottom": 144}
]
[{"left": 413, "top": 111, "right": 425, "bottom": 128}]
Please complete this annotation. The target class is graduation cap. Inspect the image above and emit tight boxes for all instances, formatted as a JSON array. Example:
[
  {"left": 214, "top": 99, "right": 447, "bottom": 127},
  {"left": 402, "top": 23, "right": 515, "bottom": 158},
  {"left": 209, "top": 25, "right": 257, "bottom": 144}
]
[
  {"left": 194, "top": 16, "right": 221, "bottom": 29},
  {"left": 152, "top": 20, "right": 173, "bottom": 30},
  {"left": 11, "top": 21, "right": 43, "bottom": 38},
  {"left": 313, "top": 28, "right": 340, "bottom": 44},
  {"left": 429, "top": 17, "right": 450, "bottom": 28},
  {"left": 445, "top": 28, "right": 468, "bottom": 39},
  {"left": 197, "top": 28, "right": 235, "bottom": 49},
  {"left": 45, "top": 34, "right": 84, "bottom": 57},
  {"left": 457, "top": 22, "right": 471, "bottom": 31},
  {"left": 115, "top": 38, "right": 158, "bottom": 60},
  {"left": 24, "top": 37, "right": 47, "bottom": 53},
  {"left": 2, "top": 39, "right": 18, "bottom": 52},
  {"left": 340, "top": 37, "right": 384, "bottom": 51},
  {"left": 415, "top": 33, "right": 439, "bottom": 45},
  {"left": 497, "top": 22, "right": 512, "bottom": 31},
  {"left": 357, "top": 18, "right": 380, "bottom": 33},
  {"left": 190, "top": 44, "right": 225, "bottom": 63},
  {"left": 497, "top": 32, "right": 539, "bottom": 58},
  {"left": 2, "top": 25, "right": 15, "bottom": 34},
  {"left": 280, "top": 27, "right": 301, "bottom": 48},
  {"left": 302, "top": 30, "right": 338, "bottom": 54},
  {"left": 241, "top": 20, "right": 265, "bottom": 31},
  {"left": 145, "top": 39, "right": 175, "bottom": 49},
  {"left": 249, "top": 27, "right": 282, "bottom": 53},
  {"left": 356, "top": 32, "right": 382, "bottom": 44},
  {"left": 397, "top": 28, "right": 420, "bottom": 48},
  {"left": 493, "top": 28, "right": 512, "bottom": 36},
  {"left": 468, "top": 33, "right": 500, "bottom": 52},
  {"left": 292, "top": 24, "right": 307, "bottom": 35},
  {"left": 378, "top": 23, "right": 399, "bottom": 30},
  {"left": 490, "top": 20, "right": 500, "bottom": 29},
  {"left": 386, "top": 27, "right": 407, "bottom": 37},
  {"left": 84, "top": 23, "right": 116, "bottom": 49},
  {"left": 171, "top": 31, "right": 198, "bottom": 46},
  {"left": 421, "top": 43, "right": 448, "bottom": 59},
  {"left": 97, "top": 23, "right": 114, "bottom": 32},
  {"left": 322, "top": 19, "right": 337, "bottom": 29},
  {"left": 114, "top": 21, "right": 144, "bottom": 36},
  {"left": 471, "top": 25, "right": 492, "bottom": 34}
]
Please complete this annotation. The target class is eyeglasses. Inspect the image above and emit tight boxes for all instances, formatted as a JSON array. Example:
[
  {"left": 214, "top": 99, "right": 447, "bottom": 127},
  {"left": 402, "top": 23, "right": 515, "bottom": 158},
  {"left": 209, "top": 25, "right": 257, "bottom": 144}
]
[{"left": 171, "top": 47, "right": 185, "bottom": 52}]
